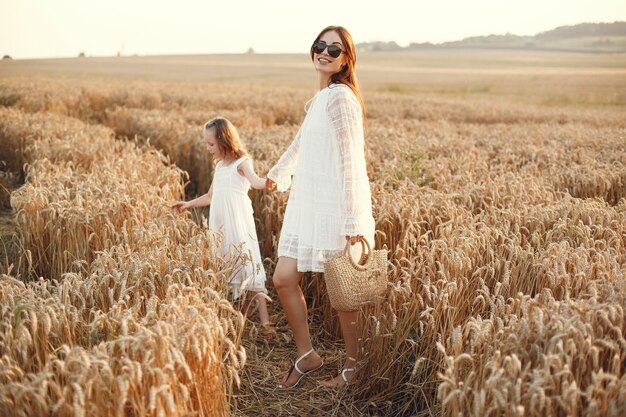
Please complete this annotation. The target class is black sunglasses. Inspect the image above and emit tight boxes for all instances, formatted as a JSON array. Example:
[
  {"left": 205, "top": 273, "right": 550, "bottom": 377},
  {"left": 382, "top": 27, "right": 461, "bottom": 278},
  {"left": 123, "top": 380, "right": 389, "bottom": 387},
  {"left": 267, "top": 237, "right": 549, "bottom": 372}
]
[{"left": 311, "top": 42, "right": 343, "bottom": 58}]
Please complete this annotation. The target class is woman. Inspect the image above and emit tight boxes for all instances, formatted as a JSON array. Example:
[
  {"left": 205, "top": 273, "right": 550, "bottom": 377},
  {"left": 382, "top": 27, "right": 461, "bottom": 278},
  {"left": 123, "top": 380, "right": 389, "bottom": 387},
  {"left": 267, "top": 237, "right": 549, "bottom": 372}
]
[{"left": 266, "top": 25, "right": 375, "bottom": 389}]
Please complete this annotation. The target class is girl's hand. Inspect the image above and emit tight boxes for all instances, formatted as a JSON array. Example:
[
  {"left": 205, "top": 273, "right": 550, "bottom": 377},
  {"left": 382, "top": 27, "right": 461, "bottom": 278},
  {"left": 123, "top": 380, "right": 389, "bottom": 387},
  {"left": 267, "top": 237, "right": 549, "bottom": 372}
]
[
  {"left": 265, "top": 178, "right": 277, "bottom": 191},
  {"left": 346, "top": 235, "right": 364, "bottom": 245},
  {"left": 170, "top": 201, "right": 189, "bottom": 211}
]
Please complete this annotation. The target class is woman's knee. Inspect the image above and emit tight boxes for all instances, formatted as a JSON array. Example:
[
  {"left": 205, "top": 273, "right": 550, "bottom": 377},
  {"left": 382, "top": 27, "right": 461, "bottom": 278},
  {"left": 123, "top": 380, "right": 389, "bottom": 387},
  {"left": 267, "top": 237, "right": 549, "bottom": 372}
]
[
  {"left": 272, "top": 269, "right": 294, "bottom": 291},
  {"left": 272, "top": 258, "right": 299, "bottom": 290}
]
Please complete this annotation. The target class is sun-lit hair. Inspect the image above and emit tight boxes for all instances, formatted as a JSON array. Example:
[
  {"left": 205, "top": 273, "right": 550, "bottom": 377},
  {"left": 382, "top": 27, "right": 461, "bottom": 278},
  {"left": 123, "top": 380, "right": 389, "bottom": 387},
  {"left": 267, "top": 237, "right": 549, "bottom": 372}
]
[
  {"left": 310, "top": 25, "right": 367, "bottom": 129},
  {"left": 203, "top": 117, "right": 247, "bottom": 161}
]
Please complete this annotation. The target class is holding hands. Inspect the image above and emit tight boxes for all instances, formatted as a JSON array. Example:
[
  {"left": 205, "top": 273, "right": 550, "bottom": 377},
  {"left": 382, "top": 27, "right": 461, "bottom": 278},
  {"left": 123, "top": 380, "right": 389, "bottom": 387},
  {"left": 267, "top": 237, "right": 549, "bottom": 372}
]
[{"left": 265, "top": 178, "right": 277, "bottom": 191}]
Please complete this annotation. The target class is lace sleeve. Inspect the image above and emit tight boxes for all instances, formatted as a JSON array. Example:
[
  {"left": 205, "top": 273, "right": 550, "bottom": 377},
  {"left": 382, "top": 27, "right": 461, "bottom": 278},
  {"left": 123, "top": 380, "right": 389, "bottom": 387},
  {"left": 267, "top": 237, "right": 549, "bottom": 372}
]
[
  {"left": 327, "top": 86, "right": 366, "bottom": 236},
  {"left": 267, "top": 127, "right": 302, "bottom": 191}
]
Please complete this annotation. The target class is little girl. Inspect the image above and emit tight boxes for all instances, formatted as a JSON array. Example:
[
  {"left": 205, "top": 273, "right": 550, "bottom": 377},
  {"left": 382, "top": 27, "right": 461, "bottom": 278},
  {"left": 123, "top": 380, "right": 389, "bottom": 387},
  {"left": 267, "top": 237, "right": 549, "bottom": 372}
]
[{"left": 171, "top": 117, "right": 271, "bottom": 326}]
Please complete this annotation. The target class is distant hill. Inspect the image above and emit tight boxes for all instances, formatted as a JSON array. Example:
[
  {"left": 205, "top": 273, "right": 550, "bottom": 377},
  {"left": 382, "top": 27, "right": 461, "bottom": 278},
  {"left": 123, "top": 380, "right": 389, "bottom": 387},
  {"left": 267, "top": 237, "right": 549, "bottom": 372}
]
[{"left": 358, "top": 21, "right": 626, "bottom": 53}]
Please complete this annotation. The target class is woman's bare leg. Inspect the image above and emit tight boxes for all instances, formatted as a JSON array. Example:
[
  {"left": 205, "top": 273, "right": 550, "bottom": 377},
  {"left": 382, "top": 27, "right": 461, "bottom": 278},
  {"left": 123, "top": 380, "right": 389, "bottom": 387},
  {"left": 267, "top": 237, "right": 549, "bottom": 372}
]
[
  {"left": 273, "top": 256, "right": 322, "bottom": 387},
  {"left": 320, "top": 310, "right": 360, "bottom": 387}
]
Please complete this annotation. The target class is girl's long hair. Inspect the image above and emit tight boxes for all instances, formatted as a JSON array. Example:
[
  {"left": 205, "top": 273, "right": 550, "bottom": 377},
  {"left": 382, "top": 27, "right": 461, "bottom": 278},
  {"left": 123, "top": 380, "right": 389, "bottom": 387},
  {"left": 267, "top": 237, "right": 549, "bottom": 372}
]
[
  {"left": 310, "top": 25, "right": 367, "bottom": 128},
  {"left": 203, "top": 117, "right": 247, "bottom": 162}
]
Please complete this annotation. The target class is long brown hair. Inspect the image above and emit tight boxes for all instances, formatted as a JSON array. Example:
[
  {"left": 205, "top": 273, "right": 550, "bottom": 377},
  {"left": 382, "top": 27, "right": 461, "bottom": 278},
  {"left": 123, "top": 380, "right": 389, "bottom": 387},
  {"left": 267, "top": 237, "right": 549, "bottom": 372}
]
[
  {"left": 203, "top": 117, "right": 247, "bottom": 161},
  {"left": 310, "top": 25, "right": 367, "bottom": 128}
]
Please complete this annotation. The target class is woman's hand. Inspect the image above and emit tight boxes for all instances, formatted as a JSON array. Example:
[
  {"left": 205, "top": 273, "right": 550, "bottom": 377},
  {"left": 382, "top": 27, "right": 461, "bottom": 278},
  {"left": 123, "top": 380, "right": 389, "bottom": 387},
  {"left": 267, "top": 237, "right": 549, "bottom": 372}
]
[
  {"left": 170, "top": 201, "right": 190, "bottom": 211},
  {"left": 265, "top": 178, "right": 277, "bottom": 191},
  {"left": 346, "top": 235, "right": 364, "bottom": 245}
]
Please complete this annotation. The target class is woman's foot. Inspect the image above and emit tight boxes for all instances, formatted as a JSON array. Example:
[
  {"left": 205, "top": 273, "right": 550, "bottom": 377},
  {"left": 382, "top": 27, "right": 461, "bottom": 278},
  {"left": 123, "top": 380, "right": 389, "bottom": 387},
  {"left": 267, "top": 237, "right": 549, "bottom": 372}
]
[
  {"left": 319, "top": 368, "right": 355, "bottom": 388},
  {"left": 277, "top": 348, "right": 323, "bottom": 389}
]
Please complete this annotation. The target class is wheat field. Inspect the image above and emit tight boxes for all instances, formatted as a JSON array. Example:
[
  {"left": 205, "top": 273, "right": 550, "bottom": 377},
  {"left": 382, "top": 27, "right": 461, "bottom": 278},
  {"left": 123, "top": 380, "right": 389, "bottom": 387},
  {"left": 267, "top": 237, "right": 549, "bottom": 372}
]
[{"left": 0, "top": 50, "right": 625, "bottom": 416}]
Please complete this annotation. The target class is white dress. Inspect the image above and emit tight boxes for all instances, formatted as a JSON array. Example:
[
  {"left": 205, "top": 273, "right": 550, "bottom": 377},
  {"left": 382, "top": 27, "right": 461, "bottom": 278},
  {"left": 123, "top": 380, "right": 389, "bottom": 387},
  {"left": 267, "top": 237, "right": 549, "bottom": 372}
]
[
  {"left": 210, "top": 156, "right": 267, "bottom": 299},
  {"left": 268, "top": 84, "right": 375, "bottom": 272}
]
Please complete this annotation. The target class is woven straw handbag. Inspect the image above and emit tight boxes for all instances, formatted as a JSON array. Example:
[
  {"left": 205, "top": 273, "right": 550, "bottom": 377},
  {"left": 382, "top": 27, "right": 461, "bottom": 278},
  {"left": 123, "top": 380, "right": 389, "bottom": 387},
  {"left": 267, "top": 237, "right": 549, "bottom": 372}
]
[{"left": 324, "top": 238, "right": 388, "bottom": 312}]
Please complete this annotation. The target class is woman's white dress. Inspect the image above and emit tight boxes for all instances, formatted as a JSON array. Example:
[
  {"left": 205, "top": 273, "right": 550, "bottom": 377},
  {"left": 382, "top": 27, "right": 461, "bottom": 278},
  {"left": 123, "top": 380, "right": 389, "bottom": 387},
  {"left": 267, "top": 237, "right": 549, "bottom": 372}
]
[
  {"left": 210, "top": 156, "right": 267, "bottom": 298},
  {"left": 268, "top": 83, "right": 375, "bottom": 272}
]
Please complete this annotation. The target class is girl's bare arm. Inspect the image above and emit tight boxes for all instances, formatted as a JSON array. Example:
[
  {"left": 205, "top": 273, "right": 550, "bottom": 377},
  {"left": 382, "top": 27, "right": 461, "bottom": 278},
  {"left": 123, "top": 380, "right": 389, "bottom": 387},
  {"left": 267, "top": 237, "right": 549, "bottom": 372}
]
[
  {"left": 238, "top": 159, "right": 266, "bottom": 190},
  {"left": 171, "top": 183, "right": 213, "bottom": 210}
]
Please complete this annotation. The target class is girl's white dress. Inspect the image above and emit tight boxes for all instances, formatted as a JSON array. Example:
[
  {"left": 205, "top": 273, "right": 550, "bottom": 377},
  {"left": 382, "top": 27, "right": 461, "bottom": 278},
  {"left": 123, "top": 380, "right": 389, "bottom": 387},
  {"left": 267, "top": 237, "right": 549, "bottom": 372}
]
[
  {"left": 210, "top": 156, "right": 267, "bottom": 299},
  {"left": 268, "top": 83, "right": 375, "bottom": 272}
]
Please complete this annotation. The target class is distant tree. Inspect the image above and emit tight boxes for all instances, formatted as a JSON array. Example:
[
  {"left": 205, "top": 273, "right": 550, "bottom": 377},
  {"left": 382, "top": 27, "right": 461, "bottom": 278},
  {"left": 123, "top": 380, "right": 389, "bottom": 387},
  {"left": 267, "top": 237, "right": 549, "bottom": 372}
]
[
  {"left": 407, "top": 42, "right": 435, "bottom": 50},
  {"left": 356, "top": 41, "right": 402, "bottom": 52},
  {"left": 246, "top": 47, "right": 255, "bottom": 54},
  {"left": 536, "top": 21, "right": 626, "bottom": 40},
  {"left": 2, "top": 55, "right": 12, "bottom": 60},
  {"left": 356, "top": 21, "right": 626, "bottom": 53},
  {"left": 78, "top": 52, "right": 86, "bottom": 58}
]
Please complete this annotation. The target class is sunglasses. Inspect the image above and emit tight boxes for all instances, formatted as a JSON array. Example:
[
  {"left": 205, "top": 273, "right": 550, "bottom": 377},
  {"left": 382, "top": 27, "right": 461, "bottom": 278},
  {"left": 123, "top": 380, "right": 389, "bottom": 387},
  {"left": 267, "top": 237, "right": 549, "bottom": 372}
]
[{"left": 311, "top": 42, "right": 343, "bottom": 58}]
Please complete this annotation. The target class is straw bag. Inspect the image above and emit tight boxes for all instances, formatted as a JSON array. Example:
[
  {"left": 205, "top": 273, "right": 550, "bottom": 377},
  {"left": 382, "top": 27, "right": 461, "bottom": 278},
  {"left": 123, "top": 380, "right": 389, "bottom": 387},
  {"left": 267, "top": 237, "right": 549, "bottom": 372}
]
[{"left": 324, "top": 238, "right": 388, "bottom": 312}]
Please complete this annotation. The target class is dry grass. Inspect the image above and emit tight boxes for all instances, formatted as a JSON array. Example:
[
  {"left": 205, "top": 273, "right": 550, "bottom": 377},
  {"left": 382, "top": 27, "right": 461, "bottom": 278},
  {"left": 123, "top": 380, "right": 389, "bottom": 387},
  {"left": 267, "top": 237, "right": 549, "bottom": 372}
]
[
  {"left": 0, "top": 50, "right": 624, "bottom": 416},
  {"left": 0, "top": 107, "right": 247, "bottom": 416}
]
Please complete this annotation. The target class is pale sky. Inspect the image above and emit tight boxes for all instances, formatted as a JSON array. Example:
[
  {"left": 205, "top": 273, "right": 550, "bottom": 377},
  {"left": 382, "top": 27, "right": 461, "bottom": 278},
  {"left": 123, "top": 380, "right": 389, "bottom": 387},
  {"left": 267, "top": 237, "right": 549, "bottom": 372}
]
[{"left": 1, "top": 0, "right": 625, "bottom": 59}]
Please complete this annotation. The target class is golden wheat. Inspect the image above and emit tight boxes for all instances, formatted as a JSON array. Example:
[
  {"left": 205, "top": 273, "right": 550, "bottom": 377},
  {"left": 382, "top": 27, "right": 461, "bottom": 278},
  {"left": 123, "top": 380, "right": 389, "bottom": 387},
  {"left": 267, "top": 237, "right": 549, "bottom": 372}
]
[{"left": 0, "top": 72, "right": 623, "bottom": 416}]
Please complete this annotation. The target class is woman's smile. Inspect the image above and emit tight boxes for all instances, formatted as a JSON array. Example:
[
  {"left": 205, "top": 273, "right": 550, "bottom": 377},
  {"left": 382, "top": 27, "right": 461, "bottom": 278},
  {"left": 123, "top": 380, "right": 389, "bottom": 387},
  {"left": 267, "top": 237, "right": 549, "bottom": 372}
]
[{"left": 313, "top": 30, "right": 345, "bottom": 79}]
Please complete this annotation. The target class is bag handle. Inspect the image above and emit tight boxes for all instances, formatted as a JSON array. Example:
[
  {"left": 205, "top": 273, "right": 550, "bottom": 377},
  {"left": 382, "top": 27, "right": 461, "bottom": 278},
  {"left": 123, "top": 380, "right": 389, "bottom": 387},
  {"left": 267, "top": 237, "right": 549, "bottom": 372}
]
[{"left": 344, "top": 238, "right": 374, "bottom": 271}]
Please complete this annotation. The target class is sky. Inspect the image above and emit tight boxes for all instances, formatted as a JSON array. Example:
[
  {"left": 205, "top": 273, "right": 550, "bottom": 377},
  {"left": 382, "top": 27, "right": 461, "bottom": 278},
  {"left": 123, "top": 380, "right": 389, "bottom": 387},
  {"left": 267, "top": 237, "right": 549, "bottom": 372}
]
[{"left": 1, "top": 0, "right": 625, "bottom": 59}]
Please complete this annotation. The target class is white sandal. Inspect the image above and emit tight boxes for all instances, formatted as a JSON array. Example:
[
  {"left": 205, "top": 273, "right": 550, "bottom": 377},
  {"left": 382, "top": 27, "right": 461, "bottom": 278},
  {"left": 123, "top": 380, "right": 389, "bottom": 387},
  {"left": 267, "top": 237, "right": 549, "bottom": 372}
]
[
  {"left": 276, "top": 348, "right": 324, "bottom": 389},
  {"left": 341, "top": 368, "right": 356, "bottom": 385},
  {"left": 320, "top": 367, "right": 356, "bottom": 388}
]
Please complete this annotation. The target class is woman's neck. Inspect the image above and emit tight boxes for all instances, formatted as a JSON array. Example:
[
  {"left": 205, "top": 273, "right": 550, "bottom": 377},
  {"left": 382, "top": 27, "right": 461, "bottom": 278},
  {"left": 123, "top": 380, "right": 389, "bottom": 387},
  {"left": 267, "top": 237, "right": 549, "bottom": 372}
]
[{"left": 319, "top": 73, "right": 331, "bottom": 90}]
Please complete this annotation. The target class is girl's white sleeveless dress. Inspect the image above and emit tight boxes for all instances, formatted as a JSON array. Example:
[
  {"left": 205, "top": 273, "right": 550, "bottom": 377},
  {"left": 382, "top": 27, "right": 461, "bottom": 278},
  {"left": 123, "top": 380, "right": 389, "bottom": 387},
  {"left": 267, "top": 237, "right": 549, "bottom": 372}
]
[
  {"left": 210, "top": 156, "right": 267, "bottom": 299},
  {"left": 268, "top": 84, "right": 376, "bottom": 273}
]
